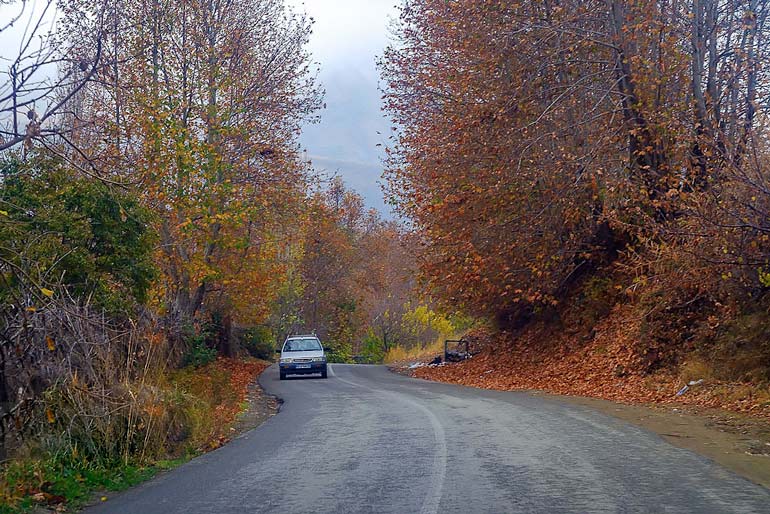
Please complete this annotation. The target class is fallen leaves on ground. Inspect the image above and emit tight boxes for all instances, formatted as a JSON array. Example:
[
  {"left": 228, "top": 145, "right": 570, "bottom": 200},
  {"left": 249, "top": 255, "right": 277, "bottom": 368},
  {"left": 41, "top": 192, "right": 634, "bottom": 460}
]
[
  {"left": 414, "top": 305, "right": 770, "bottom": 419},
  {"left": 203, "top": 357, "right": 270, "bottom": 446}
]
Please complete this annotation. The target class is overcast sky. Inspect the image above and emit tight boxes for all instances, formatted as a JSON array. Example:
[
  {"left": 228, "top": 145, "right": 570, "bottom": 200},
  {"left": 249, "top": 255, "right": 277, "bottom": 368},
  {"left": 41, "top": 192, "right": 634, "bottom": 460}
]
[
  {"left": 288, "top": 0, "right": 399, "bottom": 215},
  {"left": 289, "top": 0, "right": 395, "bottom": 67},
  {"left": 0, "top": 0, "right": 400, "bottom": 214}
]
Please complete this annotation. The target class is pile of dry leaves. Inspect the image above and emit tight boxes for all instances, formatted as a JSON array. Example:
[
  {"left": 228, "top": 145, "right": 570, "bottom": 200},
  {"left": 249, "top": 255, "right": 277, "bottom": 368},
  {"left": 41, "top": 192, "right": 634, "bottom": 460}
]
[{"left": 413, "top": 305, "right": 770, "bottom": 418}]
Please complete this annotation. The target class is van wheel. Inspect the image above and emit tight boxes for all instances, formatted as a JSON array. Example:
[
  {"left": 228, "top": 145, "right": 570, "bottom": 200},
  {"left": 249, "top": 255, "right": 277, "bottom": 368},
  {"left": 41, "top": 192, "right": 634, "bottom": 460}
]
[
  {"left": 321, "top": 367, "right": 328, "bottom": 379},
  {"left": 279, "top": 371, "right": 286, "bottom": 380}
]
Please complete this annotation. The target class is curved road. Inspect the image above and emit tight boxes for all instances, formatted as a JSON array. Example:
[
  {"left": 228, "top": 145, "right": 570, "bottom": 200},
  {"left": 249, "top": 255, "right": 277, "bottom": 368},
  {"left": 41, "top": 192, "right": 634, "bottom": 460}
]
[{"left": 86, "top": 364, "right": 770, "bottom": 513}]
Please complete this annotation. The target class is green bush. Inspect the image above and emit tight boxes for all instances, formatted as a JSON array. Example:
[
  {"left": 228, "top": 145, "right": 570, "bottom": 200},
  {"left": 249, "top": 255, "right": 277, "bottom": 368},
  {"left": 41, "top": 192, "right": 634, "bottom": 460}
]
[
  {"left": 359, "top": 330, "right": 385, "bottom": 364},
  {"left": 323, "top": 332, "right": 353, "bottom": 363},
  {"left": 184, "top": 338, "right": 217, "bottom": 368},
  {"left": 240, "top": 326, "right": 275, "bottom": 360},
  {"left": 0, "top": 154, "right": 156, "bottom": 314},
  {"left": 182, "top": 327, "right": 217, "bottom": 368}
]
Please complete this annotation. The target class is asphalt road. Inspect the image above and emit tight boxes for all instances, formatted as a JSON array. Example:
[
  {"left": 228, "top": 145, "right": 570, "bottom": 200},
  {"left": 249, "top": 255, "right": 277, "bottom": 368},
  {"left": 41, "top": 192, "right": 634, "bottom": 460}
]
[{"left": 85, "top": 364, "right": 770, "bottom": 514}]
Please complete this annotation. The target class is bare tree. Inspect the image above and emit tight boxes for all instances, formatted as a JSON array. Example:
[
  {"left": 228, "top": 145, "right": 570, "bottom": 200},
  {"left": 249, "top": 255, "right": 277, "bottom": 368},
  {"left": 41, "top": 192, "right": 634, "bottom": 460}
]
[{"left": 0, "top": 0, "right": 106, "bottom": 152}]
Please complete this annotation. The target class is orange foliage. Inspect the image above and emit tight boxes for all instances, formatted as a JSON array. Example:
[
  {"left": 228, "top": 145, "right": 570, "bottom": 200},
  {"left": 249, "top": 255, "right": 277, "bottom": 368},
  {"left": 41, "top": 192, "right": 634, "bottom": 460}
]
[
  {"left": 415, "top": 306, "right": 770, "bottom": 418},
  {"left": 381, "top": 0, "right": 770, "bottom": 327},
  {"left": 193, "top": 358, "right": 270, "bottom": 447},
  {"left": 68, "top": 0, "right": 322, "bottom": 326}
]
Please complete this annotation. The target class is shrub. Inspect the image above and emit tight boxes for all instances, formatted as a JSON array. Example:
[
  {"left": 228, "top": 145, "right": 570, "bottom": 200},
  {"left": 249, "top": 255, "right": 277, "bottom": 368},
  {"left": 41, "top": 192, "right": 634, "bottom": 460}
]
[
  {"left": 0, "top": 154, "right": 157, "bottom": 314},
  {"left": 180, "top": 323, "right": 217, "bottom": 368},
  {"left": 359, "top": 331, "right": 386, "bottom": 364},
  {"left": 324, "top": 339, "right": 353, "bottom": 363},
  {"left": 183, "top": 334, "right": 218, "bottom": 368},
  {"left": 577, "top": 276, "right": 617, "bottom": 326},
  {"left": 240, "top": 326, "right": 275, "bottom": 360}
]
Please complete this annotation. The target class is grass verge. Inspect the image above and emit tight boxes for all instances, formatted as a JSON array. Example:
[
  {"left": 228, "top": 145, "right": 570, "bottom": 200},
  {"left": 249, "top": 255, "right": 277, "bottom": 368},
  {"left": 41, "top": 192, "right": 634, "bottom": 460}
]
[
  {"left": 0, "top": 455, "right": 190, "bottom": 513},
  {"left": 0, "top": 358, "right": 269, "bottom": 513}
]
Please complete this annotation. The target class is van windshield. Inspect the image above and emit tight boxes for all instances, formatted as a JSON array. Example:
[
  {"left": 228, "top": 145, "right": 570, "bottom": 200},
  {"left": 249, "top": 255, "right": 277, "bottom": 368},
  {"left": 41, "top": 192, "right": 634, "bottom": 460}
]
[{"left": 283, "top": 338, "right": 322, "bottom": 352}]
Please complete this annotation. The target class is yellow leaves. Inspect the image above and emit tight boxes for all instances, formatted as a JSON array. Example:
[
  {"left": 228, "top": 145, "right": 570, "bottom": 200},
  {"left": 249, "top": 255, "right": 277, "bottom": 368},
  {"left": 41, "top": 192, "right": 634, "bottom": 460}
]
[
  {"left": 0, "top": 210, "right": 8, "bottom": 216},
  {"left": 759, "top": 269, "right": 770, "bottom": 288},
  {"left": 46, "top": 336, "right": 56, "bottom": 351},
  {"left": 40, "top": 288, "right": 54, "bottom": 298},
  {"left": 46, "top": 408, "right": 55, "bottom": 424}
]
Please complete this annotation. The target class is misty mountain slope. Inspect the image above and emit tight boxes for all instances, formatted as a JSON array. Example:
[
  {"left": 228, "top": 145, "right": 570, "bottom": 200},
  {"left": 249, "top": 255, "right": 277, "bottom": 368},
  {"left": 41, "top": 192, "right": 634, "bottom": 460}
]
[{"left": 300, "top": 62, "right": 392, "bottom": 215}]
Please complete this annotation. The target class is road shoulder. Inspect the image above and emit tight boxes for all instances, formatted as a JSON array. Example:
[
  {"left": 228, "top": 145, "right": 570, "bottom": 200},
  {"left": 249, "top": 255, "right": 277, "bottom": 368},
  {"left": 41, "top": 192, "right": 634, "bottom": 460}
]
[
  {"left": 552, "top": 393, "right": 770, "bottom": 488},
  {"left": 231, "top": 376, "right": 282, "bottom": 437}
]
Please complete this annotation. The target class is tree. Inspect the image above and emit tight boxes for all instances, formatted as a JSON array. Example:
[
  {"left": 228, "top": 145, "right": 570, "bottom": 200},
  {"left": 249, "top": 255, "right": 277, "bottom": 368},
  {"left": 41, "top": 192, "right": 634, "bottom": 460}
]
[
  {"left": 381, "top": 0, "right": 770, "bottom": 327},
  {"left": 292, "top": 179, "right": 421, "bottom": 360},
  {"left": 297, "top": 186, "right": 363, "bottom": 360},
  {"left": 0, "top": 0, "right": 109, "bottom": 152},
  {"left": 0, "top": 153, "right": 156, "bottom": 310},
  {"left": 66, "top": 0, "right": 323, "bottom": 337}
]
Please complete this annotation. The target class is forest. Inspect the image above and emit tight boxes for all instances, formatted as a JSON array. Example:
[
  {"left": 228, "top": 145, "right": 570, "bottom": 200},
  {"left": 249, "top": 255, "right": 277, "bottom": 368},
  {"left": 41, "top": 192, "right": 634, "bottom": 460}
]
[{"left": 2, "top": 0, "right": 770, "bottom": 510}]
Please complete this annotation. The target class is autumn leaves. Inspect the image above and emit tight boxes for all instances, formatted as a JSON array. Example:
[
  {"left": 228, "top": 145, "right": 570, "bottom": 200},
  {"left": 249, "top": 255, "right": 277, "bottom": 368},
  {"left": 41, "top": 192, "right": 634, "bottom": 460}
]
[
  {"left": 381, "top": 0, "right": 770, "bottom": 330},
  {"left": 65, "top": 0, "right": 323, "bottom": 328}
]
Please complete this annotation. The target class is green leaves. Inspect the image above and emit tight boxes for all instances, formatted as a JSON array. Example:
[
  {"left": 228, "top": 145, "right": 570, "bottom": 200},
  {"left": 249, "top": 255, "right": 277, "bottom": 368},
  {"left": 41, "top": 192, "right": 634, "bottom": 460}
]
[{"left": 0, "top": 155, "right": 157, "bottom": 313}]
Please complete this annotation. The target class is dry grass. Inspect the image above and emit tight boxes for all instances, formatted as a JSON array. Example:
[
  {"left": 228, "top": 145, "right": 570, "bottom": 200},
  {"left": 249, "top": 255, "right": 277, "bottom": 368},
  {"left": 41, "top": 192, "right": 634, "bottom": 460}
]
[
  {"left": 0, "top": 357, "right": 269, "bottom": 512},
  {"left": 679, "top": 358, "right": 715, "bottom": 384},
  {"left": 384, "top": 338, "right": 445, "bottom": 364}
]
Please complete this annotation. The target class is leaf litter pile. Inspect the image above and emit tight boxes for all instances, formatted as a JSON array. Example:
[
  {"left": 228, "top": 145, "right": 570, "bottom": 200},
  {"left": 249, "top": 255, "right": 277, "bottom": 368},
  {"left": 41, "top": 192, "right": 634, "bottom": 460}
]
[
  {"left": 201, "top": 358, "right": 273, "bottom": 449},
  {"left": 413, "top": 305, "right": 770, "bottom": 419}
]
